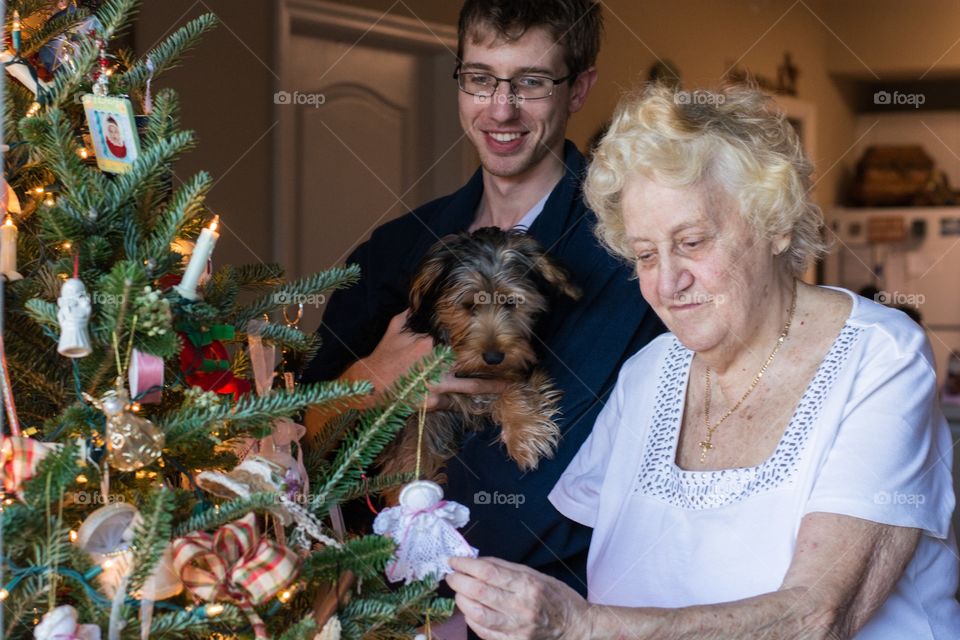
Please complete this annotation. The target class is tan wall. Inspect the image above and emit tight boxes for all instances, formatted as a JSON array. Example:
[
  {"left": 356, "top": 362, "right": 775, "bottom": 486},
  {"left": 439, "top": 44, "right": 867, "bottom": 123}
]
[
  {"left": 141, "top": 0, "right": 955, "bottom": 267},
  {"left": 823, "top": 0, "right": 960, "bottom": 78},
  {"left": 135, "top": 1, "right": 276, "bottom": 269},
  {"left": 569, "top": 0, "right": 855, "bottom": 211}
]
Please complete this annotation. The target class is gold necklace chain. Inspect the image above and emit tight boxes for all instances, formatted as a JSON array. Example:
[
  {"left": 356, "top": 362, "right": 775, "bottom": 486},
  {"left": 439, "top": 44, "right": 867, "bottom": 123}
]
[{"left": 699, "top": 283, "right": 798, "bottom": 463}]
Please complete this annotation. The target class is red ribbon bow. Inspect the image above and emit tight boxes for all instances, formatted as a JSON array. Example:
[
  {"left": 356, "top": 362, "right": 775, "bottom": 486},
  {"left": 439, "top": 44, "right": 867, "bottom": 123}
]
[
  {"left": 172, "top": 513, "right": 299, "bottom": 639},
  {"left": 1, "top": 436, "right": 56, "bottom": 498}
]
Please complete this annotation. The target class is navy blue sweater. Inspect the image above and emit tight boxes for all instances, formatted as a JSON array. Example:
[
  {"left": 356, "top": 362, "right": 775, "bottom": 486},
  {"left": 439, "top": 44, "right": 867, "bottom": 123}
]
[{"left": 303, "top": 140, "right": 665, "bottom": 595}]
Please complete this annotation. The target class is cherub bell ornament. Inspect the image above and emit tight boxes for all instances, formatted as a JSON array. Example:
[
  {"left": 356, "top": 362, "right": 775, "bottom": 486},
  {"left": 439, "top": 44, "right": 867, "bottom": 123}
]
[{"left": 86, "top": 378, "right": 164, "bottom": 471}]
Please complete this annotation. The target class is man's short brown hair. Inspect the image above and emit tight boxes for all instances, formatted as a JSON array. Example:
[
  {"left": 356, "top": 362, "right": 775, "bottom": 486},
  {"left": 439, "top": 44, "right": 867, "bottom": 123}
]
[{"left": 457, "top": 0, "right": 603, "bottom": 78}]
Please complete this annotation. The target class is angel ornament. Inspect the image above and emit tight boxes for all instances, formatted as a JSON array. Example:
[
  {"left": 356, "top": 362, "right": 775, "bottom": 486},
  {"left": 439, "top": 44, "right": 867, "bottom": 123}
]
[
  {"left": 373, "top": 480, "right": 477, "bottom": 584},
  {"left": 57, "top": 277, "right": 93, "bottom": 358}
]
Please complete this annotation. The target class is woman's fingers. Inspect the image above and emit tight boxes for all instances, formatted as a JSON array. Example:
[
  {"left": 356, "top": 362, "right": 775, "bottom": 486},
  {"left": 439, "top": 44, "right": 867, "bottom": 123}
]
[
  {"left": 448, "top": 556, "right": 593, "bottom": 640},
  {"left": 454, "top": 593, "right": 523, "bottom": 640},
  {"left": 449, "top": 556, "right": 522, "bottom": 592}
]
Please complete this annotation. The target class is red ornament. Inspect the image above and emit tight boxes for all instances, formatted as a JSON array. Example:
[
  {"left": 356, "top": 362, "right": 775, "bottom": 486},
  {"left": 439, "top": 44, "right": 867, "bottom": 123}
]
[{"left": 178, "top": 335, "right": 251, "bottom": 401}]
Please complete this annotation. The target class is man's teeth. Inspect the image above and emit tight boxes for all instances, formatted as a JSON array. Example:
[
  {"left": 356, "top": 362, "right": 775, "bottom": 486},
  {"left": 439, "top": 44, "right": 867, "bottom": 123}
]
[{"left": 490, "top": 132, "right": 523, "bottom": 142}]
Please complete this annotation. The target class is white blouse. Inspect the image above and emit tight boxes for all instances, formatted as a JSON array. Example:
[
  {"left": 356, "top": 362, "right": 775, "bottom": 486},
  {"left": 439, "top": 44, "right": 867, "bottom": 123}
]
[{"left": 549, "top": 288, "right": 960, "bottom": 639}]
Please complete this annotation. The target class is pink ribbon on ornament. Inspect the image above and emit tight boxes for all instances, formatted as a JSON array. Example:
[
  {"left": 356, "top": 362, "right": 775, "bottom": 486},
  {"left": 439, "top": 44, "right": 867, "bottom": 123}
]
[
  {"left": 129, "top": 349, "right": 164, "bottom": 404},
  {"left": 172, "top": 513, "right": 299, "bottom": 639},
  {"left": 260, "top": 419, "right": 309, "bottom": 501},
  {"left": 245, "top": 320, "right": 308, "bottom": 499}
]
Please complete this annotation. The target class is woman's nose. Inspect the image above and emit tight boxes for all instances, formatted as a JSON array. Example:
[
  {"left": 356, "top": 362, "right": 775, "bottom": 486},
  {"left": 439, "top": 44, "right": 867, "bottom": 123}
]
[{"left": 657, "top": 256, "right": 693, "bottom": 300}]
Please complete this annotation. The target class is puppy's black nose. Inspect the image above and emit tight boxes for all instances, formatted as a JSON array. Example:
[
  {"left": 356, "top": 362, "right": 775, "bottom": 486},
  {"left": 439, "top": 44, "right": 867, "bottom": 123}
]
[{"left": 483, "top": 350, "right": 505, "bottom": 365}]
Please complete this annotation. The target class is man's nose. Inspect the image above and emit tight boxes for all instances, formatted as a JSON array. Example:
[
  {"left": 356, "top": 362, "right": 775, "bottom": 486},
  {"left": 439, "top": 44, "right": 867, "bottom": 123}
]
[{"left": 486, "top": 81, "right": 520, "bottom": 119}]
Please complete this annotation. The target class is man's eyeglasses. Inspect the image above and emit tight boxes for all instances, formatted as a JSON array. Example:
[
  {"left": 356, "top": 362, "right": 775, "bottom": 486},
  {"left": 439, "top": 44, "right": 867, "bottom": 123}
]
[{"left": 453, "top": 69, "right": 575, "bottom": 101}]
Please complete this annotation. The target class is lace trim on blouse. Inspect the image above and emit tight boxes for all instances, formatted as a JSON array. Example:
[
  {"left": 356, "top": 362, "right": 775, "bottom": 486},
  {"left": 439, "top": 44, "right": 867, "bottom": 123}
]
[{"left": 634, "top": 325, "right": 862, "bottom": 509}]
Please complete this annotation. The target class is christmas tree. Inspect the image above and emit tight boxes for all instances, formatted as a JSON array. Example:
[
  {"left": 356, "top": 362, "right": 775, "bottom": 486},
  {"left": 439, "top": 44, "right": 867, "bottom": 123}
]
[{"left": 0, "top": 1, "right": 454, "bottom": 638}]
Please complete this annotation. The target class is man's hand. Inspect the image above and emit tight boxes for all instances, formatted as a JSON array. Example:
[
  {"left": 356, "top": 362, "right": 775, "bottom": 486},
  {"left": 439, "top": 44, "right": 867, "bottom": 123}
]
[
  {"left": 337, "top": 311, "right": 508, "bottom": 409},
  {"left": 340, "top": 311, "right": 433, "bottom": 392}
]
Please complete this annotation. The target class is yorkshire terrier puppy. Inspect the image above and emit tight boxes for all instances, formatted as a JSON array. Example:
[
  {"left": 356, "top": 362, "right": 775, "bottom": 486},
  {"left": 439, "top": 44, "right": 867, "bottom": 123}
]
[{"left": 381, "top": 227, "right": 581, "bottom": 486}]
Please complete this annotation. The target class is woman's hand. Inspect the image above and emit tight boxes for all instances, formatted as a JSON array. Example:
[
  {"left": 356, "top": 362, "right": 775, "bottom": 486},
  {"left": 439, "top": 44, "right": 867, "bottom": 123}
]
[{"left": 447, "top": 556, "right": 593, "bottom": 640}]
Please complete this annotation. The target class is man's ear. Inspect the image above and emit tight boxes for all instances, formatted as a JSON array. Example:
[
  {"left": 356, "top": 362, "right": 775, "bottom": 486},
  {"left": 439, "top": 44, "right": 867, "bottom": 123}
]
[{"left": 568, "top": 66, "right": 598, "bottom": 114}]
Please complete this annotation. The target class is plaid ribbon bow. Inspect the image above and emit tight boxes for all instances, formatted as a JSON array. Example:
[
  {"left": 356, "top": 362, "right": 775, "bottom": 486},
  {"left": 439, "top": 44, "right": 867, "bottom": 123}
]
[
  {"left": 1, "top": 436, "right": 56, "bottom": 498},
  {"left": 172, "top": 513, "right": 299, "bottom": 638}
]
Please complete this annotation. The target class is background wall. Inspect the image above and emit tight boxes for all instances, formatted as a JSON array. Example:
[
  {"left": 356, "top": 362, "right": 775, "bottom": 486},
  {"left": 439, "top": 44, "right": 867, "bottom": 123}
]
[{"left": 133, "top": 0, "right": 960, "bottom": 275}]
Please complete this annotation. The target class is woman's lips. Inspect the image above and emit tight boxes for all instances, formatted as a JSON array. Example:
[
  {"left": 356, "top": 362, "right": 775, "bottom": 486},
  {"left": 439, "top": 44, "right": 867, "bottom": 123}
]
[{"left": 668, "top": 301, "right": 703, "bottom": 312}]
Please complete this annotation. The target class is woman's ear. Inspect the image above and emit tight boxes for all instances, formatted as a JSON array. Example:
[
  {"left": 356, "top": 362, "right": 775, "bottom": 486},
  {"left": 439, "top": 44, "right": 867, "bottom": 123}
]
[{"left": 773, "top": 233, "right": 792, "bottom": 256}]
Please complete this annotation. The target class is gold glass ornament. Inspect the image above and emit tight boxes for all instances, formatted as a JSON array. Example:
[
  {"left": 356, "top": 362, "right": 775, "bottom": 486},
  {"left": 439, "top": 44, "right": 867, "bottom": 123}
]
[{"left": 86, "top": 378, "right": 164, "bottom": 471}]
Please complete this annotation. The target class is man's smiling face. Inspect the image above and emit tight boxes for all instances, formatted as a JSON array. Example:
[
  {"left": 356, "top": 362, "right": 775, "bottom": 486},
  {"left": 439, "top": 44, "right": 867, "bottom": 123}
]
[{"left": 457, "top": 25, "right": 584, "bottom": 179}]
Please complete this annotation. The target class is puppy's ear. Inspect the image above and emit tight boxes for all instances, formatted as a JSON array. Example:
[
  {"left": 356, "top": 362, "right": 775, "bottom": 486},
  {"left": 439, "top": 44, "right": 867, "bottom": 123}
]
[
  {"left": 534, "top": 252, "right": 582, "bottom": 301},
  {"left": 406, "top": 236, "right": 458, "bottom": 335}
]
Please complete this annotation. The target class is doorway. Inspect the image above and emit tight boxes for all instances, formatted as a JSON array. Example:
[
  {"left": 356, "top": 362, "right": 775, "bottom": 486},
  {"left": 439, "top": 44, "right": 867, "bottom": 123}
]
[{"left": 274, "top": 0, "right": 474, "bottom": 311}]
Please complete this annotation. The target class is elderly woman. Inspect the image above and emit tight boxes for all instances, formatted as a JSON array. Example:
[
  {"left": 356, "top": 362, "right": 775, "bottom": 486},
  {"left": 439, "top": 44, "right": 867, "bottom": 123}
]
[{"left": 446, "top": 83, "right": 960, "bottom": 639}]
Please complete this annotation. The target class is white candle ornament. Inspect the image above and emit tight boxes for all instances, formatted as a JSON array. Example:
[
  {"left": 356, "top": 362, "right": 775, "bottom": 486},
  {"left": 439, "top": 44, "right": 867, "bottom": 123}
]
[
  {"left": 0, "top": 215, "right": 22, "bottom": 281},
  {"left": 174, "top": 216, "right": 219, "bottom": 300}
]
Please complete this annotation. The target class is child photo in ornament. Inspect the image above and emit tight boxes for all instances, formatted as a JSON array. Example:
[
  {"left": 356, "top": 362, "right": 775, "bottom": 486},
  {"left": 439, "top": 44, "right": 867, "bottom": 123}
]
[{"left": 81, "top": 94, "right": 140, "bottom": 173}]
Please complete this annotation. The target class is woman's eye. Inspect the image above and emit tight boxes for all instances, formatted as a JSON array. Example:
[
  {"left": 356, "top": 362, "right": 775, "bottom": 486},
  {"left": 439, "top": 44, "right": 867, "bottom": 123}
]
[
  {"left": 636, "top": 253, "right": 656, "bottom": 265},
  {"left": 680, "top": 239, "right": 702, "bottom": 250}
]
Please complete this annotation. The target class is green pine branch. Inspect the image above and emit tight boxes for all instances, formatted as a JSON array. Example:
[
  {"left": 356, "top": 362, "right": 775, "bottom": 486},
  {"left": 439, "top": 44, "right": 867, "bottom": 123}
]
[
  {"left": 118, "top": 13, "right": 219, "bottom": 94},
  {"left": 136, "top": 171, "right": 211, "bottom": 264},
  {"left": 173, "top": 492, "right": 280, "bottom": 536},
  {"left": 339, "top": 472, "right": 414, "bottom": 503},
  {"left": 20, "top": 5, "right": 92, "bottom": 59},
  {"left": 276, "top": 616, "right": 319, "bottom": 640},
  {"left": 40, "top": 37, "right": 99, "bottom": 109},
  {"left": 259, "top": 323, "right": 320, "bottom": 363},
  {"left": 106, "top": 130, "right": 195, "bottom": 209},
  {"left": 163, "top": 380, "right": 373, "bottom": 446},
  {"left": 302, "top": 535, "right": 395, "bottom": 583},
  {"left": 147, "top": 604, "right": 244, "bottom": 638},
  {"left": 310, "top": 347, "right": 453, "bottom": 516},
  {"left": 21, "top": 441, "right": 79, "bottom": 509},
  {"left": 233, "top": 263, "right": 285, "bottom": 289},
  {"left": 128, "top": 487, "right": 175, "bottom": 593},
  {"left": 234, "top": 266, "right": 362, "bottom": 325}
]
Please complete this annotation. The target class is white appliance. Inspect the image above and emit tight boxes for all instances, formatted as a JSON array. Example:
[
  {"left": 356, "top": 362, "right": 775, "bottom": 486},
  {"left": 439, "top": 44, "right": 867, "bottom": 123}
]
[{"left": 824, "top": 207, "right": 960, "bottom": 385}]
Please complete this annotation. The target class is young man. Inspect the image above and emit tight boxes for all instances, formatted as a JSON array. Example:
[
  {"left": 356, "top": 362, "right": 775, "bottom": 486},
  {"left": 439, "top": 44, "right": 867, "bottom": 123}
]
[{"left": 303, "top": 0, "right": 664, "bottom": 600}]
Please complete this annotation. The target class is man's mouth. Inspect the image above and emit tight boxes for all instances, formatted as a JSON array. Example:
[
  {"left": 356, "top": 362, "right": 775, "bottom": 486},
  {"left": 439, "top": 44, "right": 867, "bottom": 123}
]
[{"left": 487, "top": 131, "right": 525, "bottom": 143}]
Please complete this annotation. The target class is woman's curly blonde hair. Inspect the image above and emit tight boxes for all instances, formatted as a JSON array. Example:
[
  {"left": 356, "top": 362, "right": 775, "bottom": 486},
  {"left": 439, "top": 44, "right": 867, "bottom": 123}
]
[{"left": 584, "top": 82, "right": 827, "bottom": 277}]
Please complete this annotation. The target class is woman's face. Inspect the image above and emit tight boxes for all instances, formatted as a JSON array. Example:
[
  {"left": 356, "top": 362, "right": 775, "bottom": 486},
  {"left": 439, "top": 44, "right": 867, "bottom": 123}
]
[{"left": 621, "top": 173, "right": 787, "bottom": 356}]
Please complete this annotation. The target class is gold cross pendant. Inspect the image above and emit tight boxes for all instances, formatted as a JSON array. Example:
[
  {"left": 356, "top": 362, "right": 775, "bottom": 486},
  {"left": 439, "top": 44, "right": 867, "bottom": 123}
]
[{"left": 698, "top": 440, "right": 713, "bottom": 463}]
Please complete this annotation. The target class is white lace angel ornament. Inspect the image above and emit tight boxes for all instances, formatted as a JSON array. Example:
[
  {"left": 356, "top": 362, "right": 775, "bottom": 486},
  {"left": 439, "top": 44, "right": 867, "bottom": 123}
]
[{"left": 372, "top": 479, "right": 477, "bottom": 584}]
